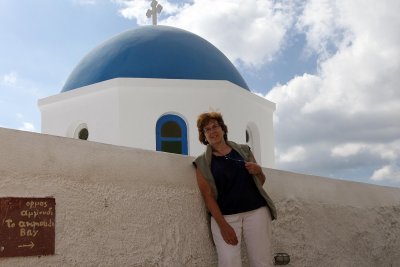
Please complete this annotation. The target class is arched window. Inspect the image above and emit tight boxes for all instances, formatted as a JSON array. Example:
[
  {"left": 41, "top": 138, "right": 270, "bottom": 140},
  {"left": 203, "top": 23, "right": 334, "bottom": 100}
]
[
  {"left": 246, "top": 128, "right": 253, "bottom": 149},
  {"left": 156, "top": 114, "right": 188, "bottom": 155},
  {"left": 73, "top": 123, "right": 89, "bottom": 140},
  {"left": 246, "top": 122, "right": 261, "bottom": 163}
]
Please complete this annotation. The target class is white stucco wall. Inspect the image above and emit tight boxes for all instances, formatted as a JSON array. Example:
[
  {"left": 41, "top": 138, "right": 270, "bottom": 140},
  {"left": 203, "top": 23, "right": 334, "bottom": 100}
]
[
  {"left": 1, "top": 128, "right": 399, "bottom": 266},
  {"left": 39, "top": 82, "right": 120, "bottom": 144},
  {"left": 38, "top": 78, "right": 275, "bottom": 168}
]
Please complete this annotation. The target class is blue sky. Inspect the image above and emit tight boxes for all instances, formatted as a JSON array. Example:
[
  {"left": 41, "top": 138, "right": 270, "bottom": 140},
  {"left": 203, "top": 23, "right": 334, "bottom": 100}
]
[{"left": 1, "top": 0, "right": 399, "bottom": 187}]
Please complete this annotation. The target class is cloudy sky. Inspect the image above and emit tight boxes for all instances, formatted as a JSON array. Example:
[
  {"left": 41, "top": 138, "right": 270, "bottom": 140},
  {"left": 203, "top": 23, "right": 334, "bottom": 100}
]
[{"left": 1, "top": 0, "right": 399, "bottom": 187}]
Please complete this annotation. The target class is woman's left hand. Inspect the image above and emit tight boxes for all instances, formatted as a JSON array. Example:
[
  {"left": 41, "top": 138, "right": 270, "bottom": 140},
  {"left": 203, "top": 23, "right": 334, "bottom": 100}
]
[
  {"left": 245, "top": 162, "right": 262, "bottom": 176},
  {"left": 245, "top": 162, "right": 266, "bottom": 184}
]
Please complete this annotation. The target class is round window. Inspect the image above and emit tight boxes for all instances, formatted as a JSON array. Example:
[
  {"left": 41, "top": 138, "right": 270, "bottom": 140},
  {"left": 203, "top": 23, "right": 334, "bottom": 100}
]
[
  {"left": 78, "top": 128, "right": 89, "bottom": 140},
  {"left": 73, "top": 123, "right": 89, "bottom": 140}
]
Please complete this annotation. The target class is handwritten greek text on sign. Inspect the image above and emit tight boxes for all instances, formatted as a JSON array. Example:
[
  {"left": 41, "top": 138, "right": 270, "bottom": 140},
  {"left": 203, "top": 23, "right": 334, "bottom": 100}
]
[{"left": 0, "top": 197, "right": 55, "bottom": 257}]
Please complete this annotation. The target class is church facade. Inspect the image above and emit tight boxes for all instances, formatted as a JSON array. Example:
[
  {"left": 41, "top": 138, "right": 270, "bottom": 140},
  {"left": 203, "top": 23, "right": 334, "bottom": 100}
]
[{"left": 38, "top": 26, "right": 275, "bottom": 167}]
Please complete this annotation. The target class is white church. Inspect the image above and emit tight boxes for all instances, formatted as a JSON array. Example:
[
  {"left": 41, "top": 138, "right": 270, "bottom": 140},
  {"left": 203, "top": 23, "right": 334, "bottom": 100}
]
[{"left": 37, "top": 24, "right": 276, "bottom": 168}]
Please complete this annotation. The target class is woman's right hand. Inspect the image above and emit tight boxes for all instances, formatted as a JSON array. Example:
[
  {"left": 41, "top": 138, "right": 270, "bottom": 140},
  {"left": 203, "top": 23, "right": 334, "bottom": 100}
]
[
  {"left": 219, "top": 222, "right": 238, "bottom": 245},
  {"left": 195, "top": 168, "right": 238, "bottom": 246}
]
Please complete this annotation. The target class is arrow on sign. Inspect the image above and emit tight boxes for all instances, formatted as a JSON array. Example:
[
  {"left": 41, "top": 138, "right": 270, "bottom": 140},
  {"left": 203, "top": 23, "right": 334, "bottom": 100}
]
[{"left": 18, "top": 241, "right": 35, "bottom": 249}]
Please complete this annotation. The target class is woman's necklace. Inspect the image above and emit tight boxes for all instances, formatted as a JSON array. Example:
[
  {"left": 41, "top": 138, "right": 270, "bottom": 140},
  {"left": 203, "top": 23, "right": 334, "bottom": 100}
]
[{"left": 212, "top": 144, "right": 231, "bottom": 156}]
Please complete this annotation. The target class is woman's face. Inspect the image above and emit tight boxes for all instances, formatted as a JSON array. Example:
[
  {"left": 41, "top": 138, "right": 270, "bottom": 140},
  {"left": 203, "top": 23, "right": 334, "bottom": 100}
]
[{"left": 203, "top": 119, "right": 225, "bottom": 145}]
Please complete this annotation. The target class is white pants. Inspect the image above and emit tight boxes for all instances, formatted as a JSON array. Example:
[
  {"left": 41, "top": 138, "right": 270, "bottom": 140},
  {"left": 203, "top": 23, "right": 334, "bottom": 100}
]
[{"left": 211, "top": 207, "right": 273, "bottom": 267}]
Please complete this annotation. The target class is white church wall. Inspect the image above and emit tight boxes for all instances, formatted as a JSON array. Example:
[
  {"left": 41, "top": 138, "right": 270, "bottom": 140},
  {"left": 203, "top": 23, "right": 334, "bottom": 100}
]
[
  {"left": 38, "top": 82, "right": 120, "bottom": 145},
  {"left": 117, "top": 78, "right": 267, "bottom": 155},
  {"left": 220, "top": 84, "right": 275, "bottom": 166},
  {"left": 38, "top": 78, "right": 276, "bottom": 167},
  {"left": 1, "top": 127, "right": 399, "bottom": 266}
]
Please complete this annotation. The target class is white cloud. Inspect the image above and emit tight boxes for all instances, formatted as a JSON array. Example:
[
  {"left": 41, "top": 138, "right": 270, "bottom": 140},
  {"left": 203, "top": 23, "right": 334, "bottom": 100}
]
[
  {"left": 1, "top": 72, "right": 18, "bottom": 87},
  {"left": 113, "top": 0, "right": 181, "bottom": 25},
  {"left": 371, "top": 165, "right": 400, "bottom": 182},
  {"left": 296, "top": 0, "right": 350, "bottom": 59},
  {"left": 278, "top": 146, "right": 306, "bottom": 163},
  {"left": 266, "top": 0, "right": 400, "bottom": 186},
  {"left": 332, "top": 141, "right": 400, "bottom": 162},
  {"left": 18, "top": 122, "right": 35, "bottom": 132},
  {"left": 369, "top": 141, "right": 400, "bottom": 162},
  {"left": 72, "top": 0, "right": 96, "bottom": 5},
  {"left": 0, "top": 71, "right": 43, "bottom": 97},
  {"left": 331, "top": 143, "right": 366, "bottom": 158},
  {"left": 114, "top": 0, "right": 155, "bottom": 23},
  {"left": 115, "top": 0, "right": 298, "bottom": 67}
]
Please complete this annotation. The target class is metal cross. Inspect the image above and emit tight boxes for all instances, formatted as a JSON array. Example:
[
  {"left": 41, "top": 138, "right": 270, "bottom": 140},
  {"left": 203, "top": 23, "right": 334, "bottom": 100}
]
[{"left": 146, "top": 0, "right": 163, "bottom": 25}]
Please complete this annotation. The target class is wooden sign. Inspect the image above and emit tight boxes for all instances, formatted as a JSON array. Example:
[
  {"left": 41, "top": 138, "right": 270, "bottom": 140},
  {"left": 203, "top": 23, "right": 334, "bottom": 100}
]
[{"left": 0, "top": 197, "right": 55, "bottom": 258}]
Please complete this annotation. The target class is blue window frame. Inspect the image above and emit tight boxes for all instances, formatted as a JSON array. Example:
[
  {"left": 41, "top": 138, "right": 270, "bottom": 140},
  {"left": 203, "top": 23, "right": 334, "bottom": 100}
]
[{"left": 156, "top": 115, "right": 188, "bottom": 155}]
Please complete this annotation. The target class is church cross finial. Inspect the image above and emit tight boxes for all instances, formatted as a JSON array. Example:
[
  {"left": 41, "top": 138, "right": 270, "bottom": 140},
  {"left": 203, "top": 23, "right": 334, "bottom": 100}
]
[{"left": 146, "top": 0, "right": 163, "bottom": 25}]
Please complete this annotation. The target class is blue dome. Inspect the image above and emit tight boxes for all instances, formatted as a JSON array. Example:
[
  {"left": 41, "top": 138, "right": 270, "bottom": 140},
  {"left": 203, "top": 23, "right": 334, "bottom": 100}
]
[{"left": 61, "top": 26, "right": 249, "bottom": 92}]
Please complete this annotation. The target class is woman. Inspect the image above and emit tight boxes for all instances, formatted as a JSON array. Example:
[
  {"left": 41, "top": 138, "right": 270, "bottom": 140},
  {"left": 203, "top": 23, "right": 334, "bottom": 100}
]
[{"left": 193, "top": 112, "right": 277, "bottom": 267}]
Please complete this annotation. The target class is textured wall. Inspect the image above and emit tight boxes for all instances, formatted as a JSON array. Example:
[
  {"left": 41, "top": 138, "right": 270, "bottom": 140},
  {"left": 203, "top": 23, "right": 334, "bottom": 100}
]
[{"left": 0, "top": 128, "right": 399, "bottom": 266}]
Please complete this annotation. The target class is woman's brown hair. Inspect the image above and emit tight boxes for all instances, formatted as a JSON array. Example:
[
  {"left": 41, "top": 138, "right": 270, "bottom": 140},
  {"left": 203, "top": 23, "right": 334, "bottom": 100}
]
[{"left": 196, "top": 112, "right": 228, "bottom": 145}]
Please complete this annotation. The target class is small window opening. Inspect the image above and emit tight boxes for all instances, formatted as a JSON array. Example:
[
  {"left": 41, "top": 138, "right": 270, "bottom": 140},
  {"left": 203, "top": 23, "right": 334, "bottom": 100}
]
[
  {"left": 156, "top": 114, "right": 188, "bottom": 155},
  {"left": 73, "top": 123, "right": 89, "bottom": 140},
  {"left": 78, "top": 128, "right": 89, "bottom": 140}
]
